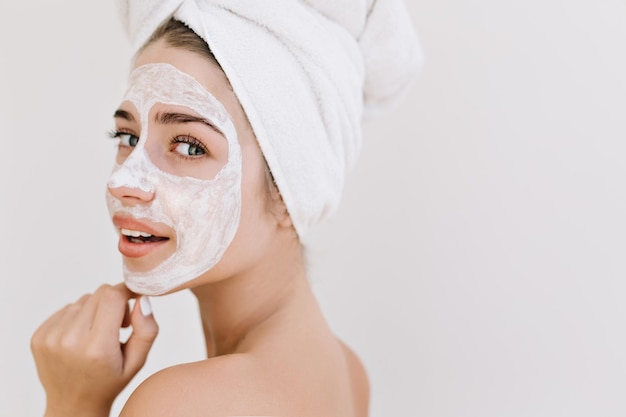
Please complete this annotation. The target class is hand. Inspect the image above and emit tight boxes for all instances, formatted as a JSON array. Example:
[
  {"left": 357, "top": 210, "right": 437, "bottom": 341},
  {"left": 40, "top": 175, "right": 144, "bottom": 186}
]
[{"left": 31, "top": 283, "right": 159, "bottom": 417}]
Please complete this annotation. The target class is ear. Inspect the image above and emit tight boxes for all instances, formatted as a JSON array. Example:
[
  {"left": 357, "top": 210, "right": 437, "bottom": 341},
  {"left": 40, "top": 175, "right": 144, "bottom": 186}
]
[
  {"left": 276, "top": 205, "right": 293, "bottom": 229},
  {"left": 269, "top": 184, "right": 293, "bottom": 229}
]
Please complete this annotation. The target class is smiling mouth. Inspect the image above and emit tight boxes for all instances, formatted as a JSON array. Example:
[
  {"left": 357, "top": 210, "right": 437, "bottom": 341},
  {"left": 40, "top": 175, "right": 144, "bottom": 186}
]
[{"left": 121, "top": 228, "right": 170, "bottom": 244}]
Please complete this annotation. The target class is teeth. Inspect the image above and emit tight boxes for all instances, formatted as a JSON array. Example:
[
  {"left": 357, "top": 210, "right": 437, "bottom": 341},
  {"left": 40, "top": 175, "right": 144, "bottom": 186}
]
[{"left": 121, "top": 228, "right": 153, "bottom": 238}]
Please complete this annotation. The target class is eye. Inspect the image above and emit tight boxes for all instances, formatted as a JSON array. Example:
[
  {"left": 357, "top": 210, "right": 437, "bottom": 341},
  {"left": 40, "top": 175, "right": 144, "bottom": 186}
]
[
  {"left": 109, "top": 130, "right": 139, "bottom": 148},
  {"left": 171, "top": 136, "right": 207, "bottom": 157},
  {"left": 174, "top": 143, "right": 205, "bottom": 156},
  {"left": 118, "top": 133, "right": 139, "bottom": 147}
]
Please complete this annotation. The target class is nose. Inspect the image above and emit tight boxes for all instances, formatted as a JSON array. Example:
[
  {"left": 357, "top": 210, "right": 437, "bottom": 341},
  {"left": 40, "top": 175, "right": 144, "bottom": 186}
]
[
  {"left": 107, "top": 146, "right": 157, "bottom": 206},
  {"left": 107, "top": 184, "right": 155, "bottom": 205}
]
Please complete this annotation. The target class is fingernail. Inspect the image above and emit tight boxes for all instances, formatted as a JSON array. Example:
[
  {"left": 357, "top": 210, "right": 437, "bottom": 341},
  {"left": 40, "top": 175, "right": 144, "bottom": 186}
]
[{"left": 139, "top": 296, "right": 152, "bottom": 317}]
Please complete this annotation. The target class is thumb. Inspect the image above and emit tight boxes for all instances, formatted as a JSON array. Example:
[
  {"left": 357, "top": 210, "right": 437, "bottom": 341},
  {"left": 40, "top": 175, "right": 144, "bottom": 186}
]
[{"left": 123, "top": 296, "right": 159, "bottom": 378}]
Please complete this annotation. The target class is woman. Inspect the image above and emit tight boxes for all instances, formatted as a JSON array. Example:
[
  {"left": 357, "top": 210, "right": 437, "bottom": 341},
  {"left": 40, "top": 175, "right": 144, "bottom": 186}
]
[{"left": 31, "top": 1, "right": 422, "bottom": 416}]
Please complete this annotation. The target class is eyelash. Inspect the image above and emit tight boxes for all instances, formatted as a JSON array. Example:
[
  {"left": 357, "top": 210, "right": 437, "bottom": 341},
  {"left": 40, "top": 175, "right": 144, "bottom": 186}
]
[
  {"left": 107, "top": 129, "right": 122, "bottom": 139},
  {"left": 106, "top": 129, "right": 209, "bottom": 158},
  {"left": 107, "top": 129, "right": 137, "bottom": 141},
  {"left": 169, "top": 135, "right": 209, "bottom": 159}
]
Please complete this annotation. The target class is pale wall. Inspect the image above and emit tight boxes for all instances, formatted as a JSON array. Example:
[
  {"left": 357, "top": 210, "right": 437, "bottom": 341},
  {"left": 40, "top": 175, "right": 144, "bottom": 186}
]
[{"left": 1, "top": 1, "right": 625, "bottom": 416}]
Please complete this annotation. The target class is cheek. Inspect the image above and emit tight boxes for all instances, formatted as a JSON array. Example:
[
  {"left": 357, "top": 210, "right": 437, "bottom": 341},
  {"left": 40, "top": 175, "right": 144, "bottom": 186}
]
[
  {"left": 211, "top": 175, "right": 272, "bottom": 276},
  {"left": 241, "top": 171, "right": 271, "bottom": 225},
  {"left": 238, "top": 147, "right": 275, "bottom": 232}
]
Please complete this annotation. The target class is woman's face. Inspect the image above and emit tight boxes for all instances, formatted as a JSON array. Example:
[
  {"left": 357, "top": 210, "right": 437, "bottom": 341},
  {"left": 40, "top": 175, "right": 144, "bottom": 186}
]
[{"left": 107, "top": 40, "right": 278, "bottom": 295}]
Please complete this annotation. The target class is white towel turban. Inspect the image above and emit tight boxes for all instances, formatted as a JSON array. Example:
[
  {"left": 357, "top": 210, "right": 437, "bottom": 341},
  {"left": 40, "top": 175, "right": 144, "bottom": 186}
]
[{"left": 117, "top": 0, "right": 423, "bottom": 236}]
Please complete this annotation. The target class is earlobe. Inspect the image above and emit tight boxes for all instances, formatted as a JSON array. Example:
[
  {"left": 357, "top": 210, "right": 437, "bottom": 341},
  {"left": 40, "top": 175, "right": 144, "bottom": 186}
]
[
  {"left": 262, "top": 187, "right": 296, "bottom": 234},
  {"left": 271, "top": 190, "right": 293, "bottom": 229},
  {"left": 262, "top": 159, "right": 293, "bottom": 229},
  {"left": 277, "top": 205, "right": 293, "bottom": 229}
]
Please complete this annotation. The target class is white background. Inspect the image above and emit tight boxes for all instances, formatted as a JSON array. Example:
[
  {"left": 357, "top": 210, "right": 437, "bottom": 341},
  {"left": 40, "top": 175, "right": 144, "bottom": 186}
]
[{"left": 1, "top": 1, "right": 625, "bottom": 416}]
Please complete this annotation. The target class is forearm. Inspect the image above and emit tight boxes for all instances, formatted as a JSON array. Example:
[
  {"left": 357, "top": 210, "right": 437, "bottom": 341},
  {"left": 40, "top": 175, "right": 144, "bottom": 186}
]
[
  {"left": 44, "top": 401, "right": 112, "bottom": 417},
  {"left": 43, "top": 407, "right": 111, "bottom": 417},
  {"left": 44, "top": 411, "right": 110, "bottom": 417}
]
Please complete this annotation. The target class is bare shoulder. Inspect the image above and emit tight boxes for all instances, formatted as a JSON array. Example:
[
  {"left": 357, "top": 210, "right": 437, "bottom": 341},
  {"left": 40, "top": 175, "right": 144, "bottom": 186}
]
[
  {"left": 119, "top": 353, "right": 279, "bottom": 417},
  {"left": 338, "top": 339, "right": 370, "bottom": 417}
]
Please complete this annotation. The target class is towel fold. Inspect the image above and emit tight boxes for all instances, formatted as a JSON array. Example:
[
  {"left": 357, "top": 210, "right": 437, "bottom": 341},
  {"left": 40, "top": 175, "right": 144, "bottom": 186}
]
[{"left": 118, "top": 0, "right": 423, "bottom": 236}]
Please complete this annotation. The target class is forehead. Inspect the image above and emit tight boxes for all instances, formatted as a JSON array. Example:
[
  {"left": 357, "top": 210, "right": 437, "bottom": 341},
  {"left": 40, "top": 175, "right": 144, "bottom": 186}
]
[
  {"left": 130, "top": 40, "right": 256, "bottom": 147},
  {"left": 133, "top": 40, "right": 231, "bottom": 100},
  {"left": 124, "top": 63, "right": 230, "bottom": 131}
]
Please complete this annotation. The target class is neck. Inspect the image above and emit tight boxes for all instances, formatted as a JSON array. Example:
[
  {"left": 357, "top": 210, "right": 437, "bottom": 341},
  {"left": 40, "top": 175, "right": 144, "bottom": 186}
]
[{"left": 191, "top": 237, "right": 309, "bottom": 357}]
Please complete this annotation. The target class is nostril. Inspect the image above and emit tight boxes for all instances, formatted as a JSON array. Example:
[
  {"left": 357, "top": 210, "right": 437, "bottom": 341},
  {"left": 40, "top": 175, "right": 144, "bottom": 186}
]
[{"left": 108, "top": 185, "right": 155, "bottom": 204}]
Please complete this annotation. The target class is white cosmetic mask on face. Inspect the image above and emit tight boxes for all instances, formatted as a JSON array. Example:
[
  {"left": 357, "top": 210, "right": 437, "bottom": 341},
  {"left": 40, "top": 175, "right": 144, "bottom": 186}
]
[{"left": 106, "top": 63, "right": 242, "bottom": 295}]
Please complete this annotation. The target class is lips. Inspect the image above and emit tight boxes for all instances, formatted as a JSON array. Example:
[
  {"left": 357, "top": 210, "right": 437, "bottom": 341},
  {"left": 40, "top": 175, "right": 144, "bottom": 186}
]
[{"left": 112, "top": 214, "right": 171, "bottom": 258}]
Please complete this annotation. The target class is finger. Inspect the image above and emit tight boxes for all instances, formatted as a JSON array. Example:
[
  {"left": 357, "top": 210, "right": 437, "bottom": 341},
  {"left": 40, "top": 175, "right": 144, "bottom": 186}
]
[
  {"left": 33, "top": 302, "right": 71, "bottom": 334},
  {"left": 114, "top": 282, "right": 136, "bottom": 297},
  {"left": 32, "top": 290, "right": 92, "bottom": 345},
  {"left": 91, "top": 284, "right": 133, "bottom": 347},
  {"left": 71, "top": 293, "right": 100, "bottom": 331},
  {"left": 121, "top": 301, "right": 132, "bottom": 329},
  {"left": 34, "top": 290, "right": 90, "bottom": 335},
  {"left": 123, "top": 296, "right": 158, "bottom": 377},
  {"left": 31, "top": 297, "right": 91, "bottom": 363},
  {"left": 68, "top": 288, "right": 111, "bottom": 335},
  {"left": 31, "top": 303, "right": 71, "bottom": 351},
  {"left": 73, "top": 294, "right": 91, "bottom": 308},
  {"left": 114, "top": 282, "right": 134, "bottom": 328}
]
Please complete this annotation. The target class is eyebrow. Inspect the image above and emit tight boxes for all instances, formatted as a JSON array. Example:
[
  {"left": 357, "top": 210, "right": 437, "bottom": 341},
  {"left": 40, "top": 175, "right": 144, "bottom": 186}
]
[
  {"left": 113, "top": 109, "right": 222, "bottom": 135},
  {"left": 114, "top": 109, "right": 135, "bottom": 122},
  {"left": 155, "top": 111, "right": 222, "bottom": 134}
]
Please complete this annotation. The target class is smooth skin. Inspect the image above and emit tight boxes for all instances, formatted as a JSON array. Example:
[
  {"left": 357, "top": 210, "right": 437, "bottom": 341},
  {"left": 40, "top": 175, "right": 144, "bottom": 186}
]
[{"left": 31, "top": 39, "right": 369, "bottom": 417}]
